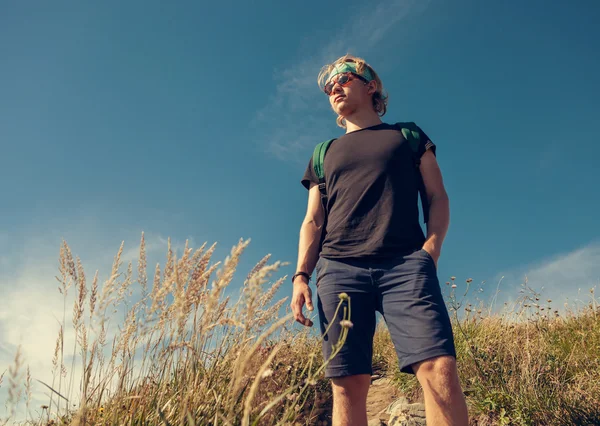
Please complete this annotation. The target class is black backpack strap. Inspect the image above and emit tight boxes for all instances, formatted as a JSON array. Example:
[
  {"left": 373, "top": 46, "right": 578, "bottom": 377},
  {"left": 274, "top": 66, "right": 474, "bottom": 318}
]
[{"left": 394, "top": 122, "right": 430, "bottom": 224}]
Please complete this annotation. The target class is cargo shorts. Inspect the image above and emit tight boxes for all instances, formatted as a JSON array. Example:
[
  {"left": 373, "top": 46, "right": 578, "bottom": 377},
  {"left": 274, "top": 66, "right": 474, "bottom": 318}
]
[{"left": 315, "top": 248, "right": 456, "bottom": 378}]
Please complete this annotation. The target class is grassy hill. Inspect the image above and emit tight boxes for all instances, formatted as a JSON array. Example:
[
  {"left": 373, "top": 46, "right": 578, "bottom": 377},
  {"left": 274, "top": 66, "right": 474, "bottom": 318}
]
[{"left": 2, "top": 236, "right": 599, "bottom": 425}]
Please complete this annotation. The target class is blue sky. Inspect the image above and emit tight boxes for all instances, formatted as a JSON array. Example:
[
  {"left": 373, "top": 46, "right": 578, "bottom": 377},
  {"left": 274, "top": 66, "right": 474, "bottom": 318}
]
[{"left": 1, "top": 0, "right": 600, "bottom": 417}]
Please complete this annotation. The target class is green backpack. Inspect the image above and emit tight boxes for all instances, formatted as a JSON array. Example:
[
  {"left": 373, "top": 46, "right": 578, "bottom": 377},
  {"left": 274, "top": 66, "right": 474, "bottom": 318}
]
[{"left": 312, "top": 122, "right": 430, "bottom": 249}]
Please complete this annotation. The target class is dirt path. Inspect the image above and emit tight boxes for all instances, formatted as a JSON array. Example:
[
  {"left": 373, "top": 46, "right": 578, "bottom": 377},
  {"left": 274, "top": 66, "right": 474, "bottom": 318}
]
[{"left": 366, "top": 377, "right": 400, "bottom": 421}]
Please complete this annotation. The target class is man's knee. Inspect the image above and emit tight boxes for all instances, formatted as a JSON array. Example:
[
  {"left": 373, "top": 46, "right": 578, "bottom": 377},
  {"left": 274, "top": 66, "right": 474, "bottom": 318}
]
[
  {"left": 413, "top": 355, "right": 460, "bottom": 389},
  {"left": 331, "top": 374, "right": 371, "bottom": 399}
]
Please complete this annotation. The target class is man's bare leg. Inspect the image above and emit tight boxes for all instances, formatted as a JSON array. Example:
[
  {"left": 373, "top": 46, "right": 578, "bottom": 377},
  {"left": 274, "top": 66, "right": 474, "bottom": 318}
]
[
  {"left": 413, "top": 355, "right": 468, "bottom": 426},
  {"left": 331, "top": 374, "right": 371, "bottom": 426}
]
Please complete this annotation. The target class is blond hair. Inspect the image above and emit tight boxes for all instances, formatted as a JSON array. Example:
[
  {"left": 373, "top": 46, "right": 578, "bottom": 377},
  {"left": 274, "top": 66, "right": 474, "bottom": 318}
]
[{"left": 317, "top": 54, "right": 388, "bottom": 128}]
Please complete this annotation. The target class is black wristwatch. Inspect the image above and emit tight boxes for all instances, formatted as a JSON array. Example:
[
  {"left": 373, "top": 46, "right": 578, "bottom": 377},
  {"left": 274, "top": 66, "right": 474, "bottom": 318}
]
[{"left": 292, "top": 271, "right": 311, "bottom": 283}]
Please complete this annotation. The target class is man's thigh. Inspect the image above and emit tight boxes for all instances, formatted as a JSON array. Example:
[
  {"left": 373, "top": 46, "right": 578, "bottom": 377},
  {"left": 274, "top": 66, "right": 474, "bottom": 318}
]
[
  {"left": 377, "top": 249, "right": 456, "bottom": 374},
  {"left": 315, "top": 257, "right": 377, "bottom": 378}
]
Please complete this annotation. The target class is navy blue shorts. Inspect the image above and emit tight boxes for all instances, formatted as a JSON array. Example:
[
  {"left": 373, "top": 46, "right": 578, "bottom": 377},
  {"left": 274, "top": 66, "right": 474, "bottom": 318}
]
[{"left": 315, "top": 248, "right": 456, "bottom": 378}]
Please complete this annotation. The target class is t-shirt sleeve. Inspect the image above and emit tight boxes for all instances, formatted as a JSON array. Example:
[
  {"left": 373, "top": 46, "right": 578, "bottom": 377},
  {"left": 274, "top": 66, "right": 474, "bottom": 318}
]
[
  {"left": 301, "top": 156, "right": 319, "bottom": 190},
  {"left": 415, "top": 124, "right": 436, "bottom": 158}
]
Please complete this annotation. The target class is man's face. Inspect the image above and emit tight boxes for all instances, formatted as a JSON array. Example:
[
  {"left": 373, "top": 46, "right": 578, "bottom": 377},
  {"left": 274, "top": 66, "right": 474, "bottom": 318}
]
[{"left": 325, "top": 72, "right": 375, "bottom": 116}]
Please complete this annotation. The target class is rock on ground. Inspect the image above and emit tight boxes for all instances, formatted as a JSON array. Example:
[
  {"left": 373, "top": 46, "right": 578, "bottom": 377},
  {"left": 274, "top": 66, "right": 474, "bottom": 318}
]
[
  {"left": 366, "top": 377, "right": 426, "bottom": 426},
  {"left": 386, "top": 399, "right": 426, "bottom": 426}
]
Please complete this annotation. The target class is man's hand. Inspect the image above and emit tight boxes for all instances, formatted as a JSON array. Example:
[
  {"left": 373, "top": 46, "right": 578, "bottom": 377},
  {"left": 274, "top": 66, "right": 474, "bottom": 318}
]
[
  {"left": 422, "top": 241, "right": 440, "bottom": 268},
  {"left": 291, "top": 279, "right": 314, "bottom": 327}
]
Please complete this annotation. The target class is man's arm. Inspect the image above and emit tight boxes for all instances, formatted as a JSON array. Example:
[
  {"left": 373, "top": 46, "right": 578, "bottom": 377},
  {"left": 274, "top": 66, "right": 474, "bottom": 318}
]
[
  {"left": 419, "top": 149, "right": 450, "bottom": 266},
  {"left": 291, "top": 182, "right": 325, "bottom": 327}
]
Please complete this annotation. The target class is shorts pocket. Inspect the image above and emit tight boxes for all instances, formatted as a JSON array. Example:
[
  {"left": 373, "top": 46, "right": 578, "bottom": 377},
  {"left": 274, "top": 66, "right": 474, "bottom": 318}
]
[
  {"left": 315, "top": 257, "right": 327, "bottom": 287},
  {"left": 315, "top": 257, "right": 323, "bottom": 274},
  {"left": 419, "top": 249, "right": 437, "bottom": 270}
]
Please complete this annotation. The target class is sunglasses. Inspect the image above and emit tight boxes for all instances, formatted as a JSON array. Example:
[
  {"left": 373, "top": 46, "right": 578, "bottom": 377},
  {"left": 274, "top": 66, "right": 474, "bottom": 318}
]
[{"left": 323, "top": 72, "right": 369, "bottom": 96}]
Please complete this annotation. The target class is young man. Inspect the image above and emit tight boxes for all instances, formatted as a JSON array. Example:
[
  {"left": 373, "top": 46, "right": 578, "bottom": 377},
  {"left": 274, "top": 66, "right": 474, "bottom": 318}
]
[{"left": 290, "top": 54, "right": 469, "bottom": 426}]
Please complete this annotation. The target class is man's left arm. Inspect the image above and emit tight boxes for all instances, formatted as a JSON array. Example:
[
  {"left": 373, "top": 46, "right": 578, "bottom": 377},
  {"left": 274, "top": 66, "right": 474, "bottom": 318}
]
[{"left": 419, "top": 149, "right": 450, "bottom": 266}]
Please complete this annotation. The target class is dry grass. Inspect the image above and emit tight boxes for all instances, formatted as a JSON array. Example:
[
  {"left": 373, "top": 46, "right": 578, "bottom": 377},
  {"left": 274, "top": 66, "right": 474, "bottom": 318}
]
[
  {"left": 376, "top": 277, "right": 600, "bottom": 426},
  {"left": 2, "top": 236, "right": 599, "bottom": 426},
  {"left": 1, "top": 234, "right": 351, "bottom": 426}
]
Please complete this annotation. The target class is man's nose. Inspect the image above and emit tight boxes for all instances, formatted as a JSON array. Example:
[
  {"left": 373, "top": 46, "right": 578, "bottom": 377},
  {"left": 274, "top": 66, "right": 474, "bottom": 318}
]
[{"left": 331, "top": 82, "right": 343, "bottom": 95}]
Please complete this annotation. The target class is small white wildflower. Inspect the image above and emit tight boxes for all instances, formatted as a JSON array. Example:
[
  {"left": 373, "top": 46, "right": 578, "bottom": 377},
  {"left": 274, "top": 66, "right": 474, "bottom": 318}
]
[
  {"left": 340, "top": 320, "right": 354, "bottom": 329},
  {"left": 261, "top": 368, "right": 273, "bottom": 378},
  {"left": 451, "top": 284, "right": 457, "bottom": 289}
]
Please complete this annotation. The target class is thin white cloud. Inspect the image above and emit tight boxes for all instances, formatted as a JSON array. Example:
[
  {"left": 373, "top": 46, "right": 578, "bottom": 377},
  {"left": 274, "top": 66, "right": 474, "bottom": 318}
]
[
  {"left": 254, "top": 0, "right": 429, "bottom": 161},
  {"left": 491, "top": 241, "right": 600, "bottom": 314}
]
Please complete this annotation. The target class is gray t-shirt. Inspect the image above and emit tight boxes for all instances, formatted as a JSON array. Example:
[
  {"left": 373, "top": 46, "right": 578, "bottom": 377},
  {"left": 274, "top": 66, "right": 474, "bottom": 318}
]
[{"left": 301, "top": 122, "right": 435, "bottom": 261}]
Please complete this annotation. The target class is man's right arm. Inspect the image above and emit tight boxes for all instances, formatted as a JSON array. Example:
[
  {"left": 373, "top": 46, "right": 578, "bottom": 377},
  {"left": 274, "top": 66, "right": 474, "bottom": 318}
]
[{"left": 291, "top": 182, "right": 325, "bottom": 327}]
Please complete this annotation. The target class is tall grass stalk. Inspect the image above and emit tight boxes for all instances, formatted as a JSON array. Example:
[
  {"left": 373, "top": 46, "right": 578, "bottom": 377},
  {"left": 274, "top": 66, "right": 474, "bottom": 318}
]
[{"left": 16, "top": 234, "right": 348, "bottom": 425}]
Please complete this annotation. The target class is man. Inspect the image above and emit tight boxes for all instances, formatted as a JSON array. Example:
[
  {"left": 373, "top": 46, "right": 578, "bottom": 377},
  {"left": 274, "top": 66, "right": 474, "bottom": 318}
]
[{"left": 290, "top": 54, "right": 469, "bottom": 426}]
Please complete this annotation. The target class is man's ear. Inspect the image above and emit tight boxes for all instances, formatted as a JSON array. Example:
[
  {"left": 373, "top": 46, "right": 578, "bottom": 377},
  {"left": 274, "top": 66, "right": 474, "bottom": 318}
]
[{"left": 366, "top": 80, "right": 378, "bottom": 96}]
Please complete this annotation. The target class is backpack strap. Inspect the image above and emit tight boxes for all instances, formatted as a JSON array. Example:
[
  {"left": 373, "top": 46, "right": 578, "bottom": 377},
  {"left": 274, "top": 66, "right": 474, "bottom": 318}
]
[
  {"left": 394, "top": 122, "right": 430, "bottom": 224},
  {"left": 312, "top": 138, "right": 336, "bottom": 252},
  {"left": 312, "top": 138, "right": 336, "bottom": 199}
]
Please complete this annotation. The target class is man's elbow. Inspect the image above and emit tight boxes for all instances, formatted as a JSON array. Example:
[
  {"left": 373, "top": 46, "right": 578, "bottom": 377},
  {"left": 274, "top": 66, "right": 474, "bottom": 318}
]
[
  {"left": 429, "top": 190, "right": 449, "bottom": 205},
  {"left": 302, "top": 215, "right": 324, "bottom": 230}
]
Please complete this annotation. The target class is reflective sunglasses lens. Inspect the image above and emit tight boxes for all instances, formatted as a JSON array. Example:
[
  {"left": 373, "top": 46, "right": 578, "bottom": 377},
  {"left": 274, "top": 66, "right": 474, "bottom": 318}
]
[
  {"left": 324, "top": 81, "right": 334, "bottom": 95},
  {"left": 337, "top": 74, "right": 351, "bottom": 85},
  {"left": 323, "top": 74, "right": 350, "bottom": 95},
  {"left": 324, "top": 73, "right": 354, "bottom": 95}
]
